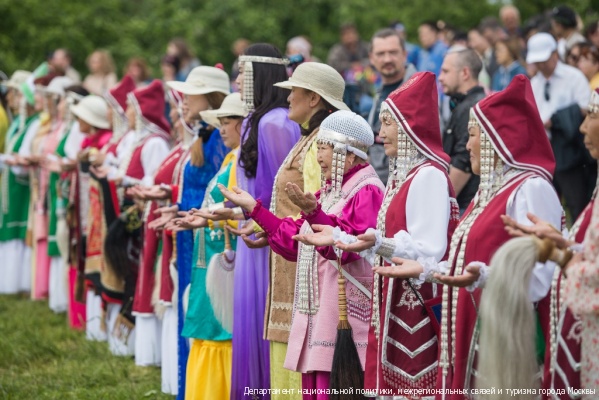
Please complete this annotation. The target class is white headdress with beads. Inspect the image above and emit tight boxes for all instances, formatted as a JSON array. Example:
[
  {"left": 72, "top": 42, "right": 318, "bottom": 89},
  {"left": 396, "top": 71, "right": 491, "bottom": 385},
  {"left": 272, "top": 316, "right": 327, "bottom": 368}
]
[
  {"left": 316, "top": 110, "right": 374, "bottom": 207},
  {"left": 238, "top": 55, "right": 289, "bottom": 113}
]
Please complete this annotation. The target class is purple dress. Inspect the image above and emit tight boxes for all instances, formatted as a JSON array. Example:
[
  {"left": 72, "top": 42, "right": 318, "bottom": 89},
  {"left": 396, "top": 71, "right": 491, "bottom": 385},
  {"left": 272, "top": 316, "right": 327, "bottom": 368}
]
[{"left": 231, "top": 108, "right": 300, "bottom": 400}]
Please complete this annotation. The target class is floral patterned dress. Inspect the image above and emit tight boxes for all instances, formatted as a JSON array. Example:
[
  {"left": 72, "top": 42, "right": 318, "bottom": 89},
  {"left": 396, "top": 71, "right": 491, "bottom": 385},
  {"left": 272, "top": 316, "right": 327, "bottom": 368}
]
[{"left": 564, "top": 199, "right": 599, "bottom": 397}]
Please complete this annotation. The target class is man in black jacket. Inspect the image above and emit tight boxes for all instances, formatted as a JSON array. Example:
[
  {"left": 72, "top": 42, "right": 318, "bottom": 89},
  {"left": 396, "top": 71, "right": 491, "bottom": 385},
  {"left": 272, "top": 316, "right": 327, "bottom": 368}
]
[
  {"left": 366, "top": 28, "right": 417, "bottom": 185},
  {"left": 439, "top": 46, "right": 486, "bottom": 213}
]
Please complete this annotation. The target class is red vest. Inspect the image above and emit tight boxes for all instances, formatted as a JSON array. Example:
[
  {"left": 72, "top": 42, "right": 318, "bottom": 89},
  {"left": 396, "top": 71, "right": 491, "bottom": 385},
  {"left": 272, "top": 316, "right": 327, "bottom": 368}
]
[
  {"left": 125, "top": 134, "right": 164, "bottom": 180},
  {"left": 365, "top": 161, "right": 458, "bottom": 393},
  {"left": 440, "top": 172, "right": 540, "bottom": 399},
  {"left": 541, "top": 198, "right": 593, "bottom": 399},
  {"left": 133, "top": 145, "right": 184, "bottom": 314}
]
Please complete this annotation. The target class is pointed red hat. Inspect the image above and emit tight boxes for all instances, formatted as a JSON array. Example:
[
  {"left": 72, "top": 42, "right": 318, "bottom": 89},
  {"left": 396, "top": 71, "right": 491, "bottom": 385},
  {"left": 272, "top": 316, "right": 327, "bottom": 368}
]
[
  {"left": 128, "top": 79, "right": 170, "bottom": 137},
  {"left": 472, "top": 74, "right": 555, "bottom": 181},
  {"left": 381, "top": 71, "right": 450, "bottom": 170},
  {"left": 105, "top": 74, "right": 136, "bottom": 114}
]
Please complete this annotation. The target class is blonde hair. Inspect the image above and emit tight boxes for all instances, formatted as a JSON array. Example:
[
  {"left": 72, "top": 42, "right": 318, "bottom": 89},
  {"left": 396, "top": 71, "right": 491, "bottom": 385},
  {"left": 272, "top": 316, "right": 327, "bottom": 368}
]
[
  {"left": 190, "top": 91, "right": 227, "bottom": 167},
  {"left": 87, "top": 50, "right": 116, "bottom": 76},
  {"left": 477, "top": 236, "right": 540, "bottom": 399}
]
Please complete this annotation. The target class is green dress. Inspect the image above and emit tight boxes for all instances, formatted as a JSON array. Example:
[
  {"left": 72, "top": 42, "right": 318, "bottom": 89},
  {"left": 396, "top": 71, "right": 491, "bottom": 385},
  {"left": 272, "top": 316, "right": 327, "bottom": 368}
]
[
  {"left": 0, "top": 115, "right": 39, "bottom": 241},
  {"left": 47, "top": 124, "right": 72, "bottom": 257},
  {"left": 182, "top": 151, "right": 237, "bottom": 341}
]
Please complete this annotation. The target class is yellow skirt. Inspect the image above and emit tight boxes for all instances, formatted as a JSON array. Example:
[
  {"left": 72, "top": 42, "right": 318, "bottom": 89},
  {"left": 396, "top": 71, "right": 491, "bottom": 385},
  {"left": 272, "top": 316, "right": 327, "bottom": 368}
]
[
  {"left": 185, "top": 339, "right": 232, "bottom": 400},
  {"left": 270, "top": 341, "right": 302, "bottom": 400}
]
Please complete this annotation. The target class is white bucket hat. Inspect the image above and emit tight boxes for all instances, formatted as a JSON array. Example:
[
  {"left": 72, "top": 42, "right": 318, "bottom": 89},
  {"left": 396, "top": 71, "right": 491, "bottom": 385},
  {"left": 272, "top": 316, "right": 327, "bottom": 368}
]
[
  {"left": 199, "top": 92, "right": 248, "bottom": 128},
  {"left": 3, "top": 70, "right": 32, "bottom": 90},
  {"left": 167, "top": 66, "right": 230, "bottom": 96},
  {"left": 71, "top": 95, "right": 110, "bottom": 129},
  {"left": 274, "top": 62, "right": 349, "bottom": 111},
  {"left": 46, "top": 76, "right": 75, "bottom": 97}
]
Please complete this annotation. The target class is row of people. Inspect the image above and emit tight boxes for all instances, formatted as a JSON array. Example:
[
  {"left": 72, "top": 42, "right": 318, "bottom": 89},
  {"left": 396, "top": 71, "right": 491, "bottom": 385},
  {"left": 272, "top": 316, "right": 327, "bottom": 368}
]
[{"left": 1, "top": 42, "right": 598, "bottom": 400}]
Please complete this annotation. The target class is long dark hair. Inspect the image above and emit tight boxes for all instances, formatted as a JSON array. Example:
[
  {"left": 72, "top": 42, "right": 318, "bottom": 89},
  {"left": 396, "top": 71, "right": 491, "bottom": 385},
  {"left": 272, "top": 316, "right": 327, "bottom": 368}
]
[{"left": 238, "top": 43, "right": 289, "bottom": 178}]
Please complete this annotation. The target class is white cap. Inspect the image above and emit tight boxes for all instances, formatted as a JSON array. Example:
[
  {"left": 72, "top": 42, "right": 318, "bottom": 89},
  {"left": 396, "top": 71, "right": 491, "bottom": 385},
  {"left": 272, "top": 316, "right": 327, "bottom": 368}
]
[
  {"left": 71, "top": 95, "right": 110, "bottom": 129},
  {"left": 167, "top": 66, "right": 230, "bottom": 96},
  {"left": 199, "top": 93, "right": 247, "bottom": 128},
  {"left": 526, "top": 33, "right": 557, "bottom": 64}
]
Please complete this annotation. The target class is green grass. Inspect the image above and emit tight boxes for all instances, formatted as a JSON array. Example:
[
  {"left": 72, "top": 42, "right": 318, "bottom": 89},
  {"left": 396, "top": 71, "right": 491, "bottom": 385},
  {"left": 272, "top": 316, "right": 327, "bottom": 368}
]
[{"left": 0, "top": 295, "right": 173, "bottom": 400}]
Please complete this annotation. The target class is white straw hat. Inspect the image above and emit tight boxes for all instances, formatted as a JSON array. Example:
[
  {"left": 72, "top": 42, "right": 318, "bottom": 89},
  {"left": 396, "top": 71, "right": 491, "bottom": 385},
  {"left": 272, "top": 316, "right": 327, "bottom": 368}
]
[
  {"left": 274, "top": 62, "right": 349, "bottom": 111},
  {"left": 71, "top": 95, "right": 110, "bottom": 129},
  {"left": 4, "top": 70, "right": 32, "bottom": 90},
  {"left": 199, "top": 92, "right": 248, "bottom": 128},
  {"left": 46, "top": 76, "right": 75, "bottom": 97},
  {"left": 167, "top": 66, "right": 230, "bottom": 96}
]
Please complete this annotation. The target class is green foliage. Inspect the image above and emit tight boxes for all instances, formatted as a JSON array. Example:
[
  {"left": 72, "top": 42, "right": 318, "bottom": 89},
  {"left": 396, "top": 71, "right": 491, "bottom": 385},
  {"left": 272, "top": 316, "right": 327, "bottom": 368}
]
[
  {"left": 0, "top": 0, "right": 592, "bottom": 79},
  {"left": 0, "top": 294, "right": 171, "bottom": 399}
]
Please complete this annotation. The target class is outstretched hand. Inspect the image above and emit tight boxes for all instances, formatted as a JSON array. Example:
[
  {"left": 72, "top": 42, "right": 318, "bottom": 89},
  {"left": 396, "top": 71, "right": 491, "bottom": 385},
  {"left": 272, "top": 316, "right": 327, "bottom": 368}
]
[
  {"left": 372, "top": 257, "right": 424, "bottom": 279},
  {"left": 334, "top": 231, "right": 376, "bottom": 253},
  {"left": 433, "top": 264, "right": 481, "bottom": 288},
  {"left": 218, "top": 184, "right": 257, "bottom": 212},
  {"left": 285, "top": 182, "right": 317, "bottom": 214},
  {"left": 501, "top": 213, "right": 567, "bottom": 249},
  {"left": 293, "top": 224, "right": 334, "bottom": 247},
  {"left": 148, "top": 205, "right": 179, "bottom": 230},
  {"left": 241, "top": 231, "right": 269, "bottom": 249}
]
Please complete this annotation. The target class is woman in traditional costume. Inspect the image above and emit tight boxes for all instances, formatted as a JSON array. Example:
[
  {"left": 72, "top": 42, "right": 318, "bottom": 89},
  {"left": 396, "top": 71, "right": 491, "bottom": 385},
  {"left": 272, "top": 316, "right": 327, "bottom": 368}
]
[
  {"left": 70, "top": 95, "right": 112, "bottom": 341},
  {"left": 153, "top": 66, "right": 229, "bottom": 398},
  {"left": 0, "top": 70, "right": 36, "bottom": 295},
  {"left": 331, "top": 72, "right": 459, "bottom": 398},
  {"left": 500, "top": 87, "right": 599, "bottom": 398},
  {"left": 220, "top": 110, "right": 384, "bottom": 399},
  {"left": 369, "top": 75, "right": 563, "bottom": 399},
  {"left": 167, "top": 92, "right": 246, "bottom": 399}
]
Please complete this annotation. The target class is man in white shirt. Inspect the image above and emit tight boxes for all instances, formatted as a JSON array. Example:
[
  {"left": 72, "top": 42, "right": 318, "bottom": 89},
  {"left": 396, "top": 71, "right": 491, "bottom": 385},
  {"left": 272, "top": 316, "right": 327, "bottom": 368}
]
[{"left": 527, "top": 32, "right": 595, "bottom": 221}]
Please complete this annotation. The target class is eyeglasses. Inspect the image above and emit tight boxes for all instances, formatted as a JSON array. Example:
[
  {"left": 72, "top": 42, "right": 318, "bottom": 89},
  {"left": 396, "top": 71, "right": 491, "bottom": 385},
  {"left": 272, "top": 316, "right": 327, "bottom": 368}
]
[{"left": 544, "top": 80, "right": 550, "bottom": 102}]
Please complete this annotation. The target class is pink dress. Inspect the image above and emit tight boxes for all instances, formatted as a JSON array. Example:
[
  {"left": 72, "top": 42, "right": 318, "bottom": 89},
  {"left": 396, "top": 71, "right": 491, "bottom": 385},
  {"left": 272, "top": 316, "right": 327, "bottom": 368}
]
[
  {"left": 251, "top": 164, "right": 384, "bottom": 395},
  {"left": 564, "top": 199, "right": 599, "bottom": 397}
]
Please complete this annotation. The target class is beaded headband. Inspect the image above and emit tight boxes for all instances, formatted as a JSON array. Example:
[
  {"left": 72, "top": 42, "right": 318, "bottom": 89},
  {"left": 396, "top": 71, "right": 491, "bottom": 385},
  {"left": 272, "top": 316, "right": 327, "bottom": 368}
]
[
  {"left": 238, "top": 55, "right": 289, "bottom": 112},
  {"left": 316, "top": 127, "right": 369, "bottom": 160}
]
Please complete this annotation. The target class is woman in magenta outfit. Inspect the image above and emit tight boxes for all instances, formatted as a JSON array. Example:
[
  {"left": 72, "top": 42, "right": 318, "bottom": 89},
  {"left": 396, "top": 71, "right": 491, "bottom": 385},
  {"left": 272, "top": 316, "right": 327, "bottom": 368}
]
[{"left": 220, "top": 110, "right": 384, "bottom": 400}]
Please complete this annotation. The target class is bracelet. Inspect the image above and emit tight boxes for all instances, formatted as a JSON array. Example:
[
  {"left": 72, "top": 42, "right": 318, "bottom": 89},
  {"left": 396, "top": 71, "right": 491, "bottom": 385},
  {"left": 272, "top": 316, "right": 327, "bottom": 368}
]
[{"left": 376, "top": 238, "right": 396, "bottom": 260}]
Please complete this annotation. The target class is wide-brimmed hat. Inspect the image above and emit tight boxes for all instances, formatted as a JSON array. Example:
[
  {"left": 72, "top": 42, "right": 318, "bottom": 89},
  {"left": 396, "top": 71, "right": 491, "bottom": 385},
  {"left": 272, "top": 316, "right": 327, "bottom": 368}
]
[
  {"left": 3, "top": 70, "right": 31, "bottom": 89},
  {"left": 199, "top": 92, "right": 247, "bottom": 128},
  {"left": 71, "top": 95, "right": 110, "bottom": 129},
  {"left": 45, "top": 76, "right": 75, "bottom": 97},
  {"left": 274, "top": 62, "right": 349, "bottom": 111},
  {"left": 526, "top": 33, "right": 557, "bottom": 64},
  {"left": 167, "top": 66, "right": 230, "bottom": 96}
]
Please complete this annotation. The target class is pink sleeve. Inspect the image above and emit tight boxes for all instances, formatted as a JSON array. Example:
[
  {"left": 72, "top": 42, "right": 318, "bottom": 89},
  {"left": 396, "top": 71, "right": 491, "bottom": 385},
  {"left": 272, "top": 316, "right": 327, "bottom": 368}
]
[
  {"left": 251, "top": 201, "right": 305, "bottom": 262},
  {"left": 306, "top": 184, "right": 384, "bottom": 264},
  {"left": 563, "top": 258, "right": 599, "bottom": 315},
  {"left": 564, "top": 200, "right": 599, "bottom": 316}
]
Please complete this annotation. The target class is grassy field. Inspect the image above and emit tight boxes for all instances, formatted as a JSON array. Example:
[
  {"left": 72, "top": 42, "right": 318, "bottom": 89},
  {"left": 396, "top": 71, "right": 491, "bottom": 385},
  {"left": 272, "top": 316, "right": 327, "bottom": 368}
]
[{"left": 0, "top": 294, "right": 173, "bottom": 400}]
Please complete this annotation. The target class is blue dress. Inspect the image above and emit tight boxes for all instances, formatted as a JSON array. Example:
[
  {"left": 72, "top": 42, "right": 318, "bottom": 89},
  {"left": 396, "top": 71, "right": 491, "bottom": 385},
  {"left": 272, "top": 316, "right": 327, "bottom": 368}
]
[{"left": 176, "top": 130, "right": 227, "bottom": 399}]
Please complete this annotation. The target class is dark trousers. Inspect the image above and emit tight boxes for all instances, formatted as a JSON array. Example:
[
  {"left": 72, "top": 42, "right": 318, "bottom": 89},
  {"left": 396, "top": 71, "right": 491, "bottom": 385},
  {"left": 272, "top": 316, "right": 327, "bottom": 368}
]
[{"left": 553, "top": 162, "right": 597, "bottom": 223}]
